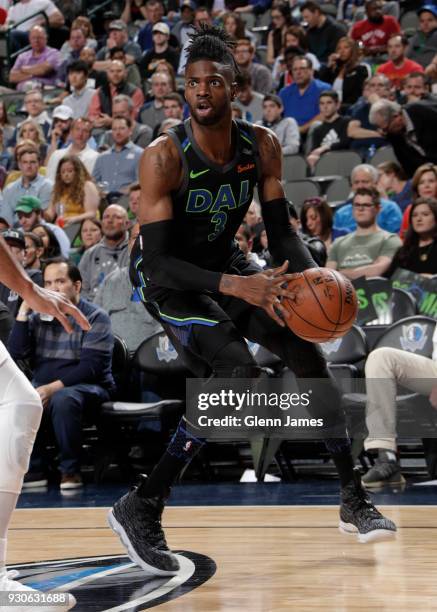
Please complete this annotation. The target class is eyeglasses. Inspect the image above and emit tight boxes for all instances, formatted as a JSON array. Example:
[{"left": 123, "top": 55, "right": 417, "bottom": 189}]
[{"left": 352, "top": 202, "right": 375, "bottom": 209}]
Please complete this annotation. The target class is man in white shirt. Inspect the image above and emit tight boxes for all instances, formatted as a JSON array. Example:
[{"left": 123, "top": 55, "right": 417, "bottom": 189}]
[{"left": 46, "top": 117, "right": 98, "bottom": 181}]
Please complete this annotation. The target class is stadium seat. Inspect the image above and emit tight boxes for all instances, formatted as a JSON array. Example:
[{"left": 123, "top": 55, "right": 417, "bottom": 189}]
[
  {"left": 282, "top": 154, "right": 308, "bottom": 181},
  {"left": 325, "top": 177, "right": 351, "bottom": 203},
  {"left": 284, "top": 180, "right": 321, "bottom": 212},
  {"left": 320, "top": 325, "right": 368, "bottom": 389},
  {"left": 314, "top": 151, "right": 362, "bottom": 178},
  {"left": 369, "top": 146, "right": 398, "bottom": 167}
]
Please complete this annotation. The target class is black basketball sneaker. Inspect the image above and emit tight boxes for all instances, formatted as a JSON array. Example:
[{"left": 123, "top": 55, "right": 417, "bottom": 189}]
[
  {"left": 339, "top": 469, "right": 397, "bottom": 543},
  {"left": 108, "top": 477, "right": 180, "bottom": 576}
]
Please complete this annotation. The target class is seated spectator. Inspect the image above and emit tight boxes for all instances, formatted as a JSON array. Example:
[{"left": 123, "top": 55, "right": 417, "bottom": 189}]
[
  {"left": 44, "top": 105, "right": 74, "bottom": 165},
  {"left": 306, "top": 90, "right": 379, "bottom": 169},
  {"left": 318, "top": 37, "right": 371, "bottom": 110},
  {"left": 300, "top": 196, "right": 348, "bottom": 251},
  {"left": 109, "top": 46, "right": 142, "bottom": 89},
  {"left": 350, "top": 0, "right": 400, "bottom": 59},
  {"left": 300, "top": 1, "right": 347, "bottom": 63},
  {"left": 88, "top": 60, "right": 144, "bottom": 130},
  {"left": 369, "top": 98, "right": 437, "bottom": 177},
  {"left": 6, "top": 0, "right": 64, "bottom": 54},
  {"left": 127, "top": 182, "right": 140, "bottom": 225},
  {"left": 234, "top": 72, "right": 264, "bottom": 123},
  {"left": 70, "top": 218, "right": 102, "bottom": 264},
  {"left": 32, "top": 223, "right": 62, "bottom": 259},
  {"left": 95, "top": 223, "right": 162, "bottom": 353},
  {"left": 152, "top": 92, "right": 184, "bottom": 138},
  {"left": 79, "top": 46, "right": 108, "bottom": 90},
  {"left": 384, "top": 197, "right": 437, "bottom": 279},
  {"left": 139, "top": 22, "right": 179, "bottom": 79},
  {"left": 10, "top": 258, "right": 115, "bottom": 489},
  {"left": 62, "top": 60, "right": 96, "bottom": 119},
  {"left": 402, "top": 72, "right": 437, "bottom": 105},
  {"left": 234, "top": 37, "right": 272, "bottom": 95},
  {"left": 178, "top": 6, "right": 212, "bottom": 75},
  {"left": 95, "top": 19, "right": 142, "bottom": 70},
  {"left": 12, "top": 90, "right": 52, "bottom": 145},
  {"left": 288, "top": 203, "right": 327, "bottom": 266},
  {"left": 23, "top": 231, "right": 44, "bottom": 275},
  {"left": 60, "top": 16, "right": 97, "bottom": 57},
  {"left": 273, "top": 26, "right": 320, "bottom": 89},
  {"left": 79, "top": 204, "right": 129, "bottom": 300},
  {"left": 0, "top": 100, "right": 14, "bottom": 146},
  {"left": 333, "top": 164, "right": 402, "bottom": 234},
  {"left": 279, "top": 55, "right": 330, "bottom": 135},
  {"left": 139, "top": 71, "right": 173, "bottom": 129},
  {"left": 173, "top": 1, "right": 196, "bottom": 48},
  {"left": 400, "top": 162, "right": 437, "bottom": 239},
  {"left": 256, "top": 94, "right": 300, "bottom": 155},
  {"left": 0, "top": 147, "right": 52, "bottom": 226},
  {"left": 9, "top": 25, "right": 63, "bottom": 91},
  {"left": 0, "top": 126, "right": 12, "bottom": 170},
  {"left": 46, "top": 156, "right": 99, "bottom": 228},
  {"left": 407, "top": 5, "right": 437, "bottom": 69},
  {"left": 377, "top": 161, "right": 412, "bottom": 212},
  {"left": 349, "top": 74, "right": 389, "bottom": 159},
  {"left": 15, "top": 195, "right": 71, "bottom": 258},
  {"left": 58, "top": 26, "right": 88, "bottom": 78},
  {"left": 0, "top": 229, "right": 42, "bottom": 316},
  {"left": 377, "top": 34, "right": 424, "bottom": 91},
  {"left": 136, "top": 0, "right": 167, "bottom": 53},
  {"left": 266, "top": 3, "right": 294, "bottom": 66},
  {"left": 223, "top": 12, "right": 254, "bottom": 46},
  {"left": 92, "top": 117, "right": 142, "bottom": 199},
  {"left": 362, "top": 326, "right": 437, "bottom": 487},
  {"left": 327, "top": 187, "right": 402, "bottom": 279},
  {"left": 14, "top": 120, "right": 48, "bottom": 170},
  {"left": 100, "top": 94, "right": 153, "bottom": 150},
  {"left": 46, "top": 117, "right": 98, "bottom": 182},
  {"left": 235, "top": 222, "right": 268, "bottom": 268}
]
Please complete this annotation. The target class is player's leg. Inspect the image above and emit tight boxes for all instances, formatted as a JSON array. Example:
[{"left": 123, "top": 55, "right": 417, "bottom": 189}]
[
  {"left": 0, "top": 343, "right": 76, "bottom": 610},
  {"left": 109, "top": 295, "right": 260, "bottom": 575},
  {"left": 236, "top": 306, "right": 397, "bottom": 543},
  {"left": 363, "top": 347, "right": 437, "bottom": 488}
]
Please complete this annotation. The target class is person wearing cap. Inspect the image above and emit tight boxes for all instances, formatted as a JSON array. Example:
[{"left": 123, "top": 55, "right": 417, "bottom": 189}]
[
  {"left": 44, "top": 105, "right": 74, "bottom": 166},
  {"left": 256, "top": 94, "right": 300, "bottom": 155},
  {"left": 350, "top": 0, "right": 401, "bottom": 59},
  {"left": 88, "top": 60, "right": 145, "bottom": 129},
  {"left": 138, "top": 22, "right": 179, "bottom": 79},
  {"left": 0, "top": 147, "right": 53, "bottom": 227},
  {"left": 94, "top": 19, "right": 142, "bottom": 71},
  {"left": 9, "top": 25, "right": 64, "bottom": 92},
  {"left": 172, "top": 1, "right": 195, "bottom": 47},
  {"left": 407, "top": 5, "right": 437, "bottom": 69},
  {"left": 14, "top": 195, "right": 71, "bottom": 258},
  {"left": 137, "top": 0, "right": 167, "bottom": 53}
]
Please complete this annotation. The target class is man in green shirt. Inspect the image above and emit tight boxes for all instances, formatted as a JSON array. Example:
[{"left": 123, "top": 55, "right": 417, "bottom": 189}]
[{"left": 327, "top": 187, "right": 401, "bottom": 279}]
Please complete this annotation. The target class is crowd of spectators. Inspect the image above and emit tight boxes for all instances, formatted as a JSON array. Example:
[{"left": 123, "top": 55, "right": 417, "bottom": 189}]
[{"left": 0, "top": 0, "right": 437, "bottom": 488}]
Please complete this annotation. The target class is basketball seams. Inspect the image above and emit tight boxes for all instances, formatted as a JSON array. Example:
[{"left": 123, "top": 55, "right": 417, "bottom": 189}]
[{"left": 302, "top": 271, "right": 340, "bottom": 329}]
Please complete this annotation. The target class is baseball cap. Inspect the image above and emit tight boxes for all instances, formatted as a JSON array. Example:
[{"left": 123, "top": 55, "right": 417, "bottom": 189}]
[
  {"left": 418, "top": 4, "right": 437, "bottom": 17},
  {"left": 109, "top": 19, "right": 128, "bottom": 31},
  {"left": 15, "top": 195, "right": 42, "bottom": 214},
  {"left": 152, "top": 22, "right": 170, "bottom": 35},
  {"left": 53, "top": 105, "right": 74, "bottom": 121},
  {"left": 2, "top": 229, "right": 25, "bottom": 249}
]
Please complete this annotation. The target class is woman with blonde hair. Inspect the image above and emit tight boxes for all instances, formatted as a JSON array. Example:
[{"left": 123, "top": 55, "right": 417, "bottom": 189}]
[
  {"left": 46, "top": 155, "right": 100, "bottom": 228},
  {"left": 13, "top": 120, "right": 47, "bottom": 168}
]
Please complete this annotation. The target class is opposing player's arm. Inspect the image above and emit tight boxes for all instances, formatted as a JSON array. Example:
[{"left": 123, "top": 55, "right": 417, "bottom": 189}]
[
  {"left": 138, "top": 137, "right": 224, "bottom": 292},
  {"left": 254, "top": 125, "right": 316, "bottom": 273}
]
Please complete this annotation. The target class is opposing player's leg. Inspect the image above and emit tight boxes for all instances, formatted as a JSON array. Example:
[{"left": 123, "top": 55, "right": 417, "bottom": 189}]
[
  {"left": 236, "top": 305, "right": 396, "bottom": 543},
  {"left": 109, "top": 294, "right": 261, "bottom": 574},
  {"left": 0, "top": 343, "right": 76, "bottom": 610}
]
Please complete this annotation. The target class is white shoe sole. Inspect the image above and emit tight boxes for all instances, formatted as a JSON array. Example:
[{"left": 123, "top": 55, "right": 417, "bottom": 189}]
[
  {"left": 107, "top": 509, "right": 180, "bottom": 577},
  {"left": 339, "top": 520, "right": 397, "bottom": 543}
]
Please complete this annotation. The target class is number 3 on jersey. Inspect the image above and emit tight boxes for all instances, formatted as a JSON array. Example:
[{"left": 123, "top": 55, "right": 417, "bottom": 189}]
[{"left": 208, "top": 211, "right": 228, "bottom": 241}]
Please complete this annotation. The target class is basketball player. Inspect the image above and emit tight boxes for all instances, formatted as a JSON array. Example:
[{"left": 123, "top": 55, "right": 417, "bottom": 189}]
[
  {"left": 0, "top": 237, "right": 89, "bottom": 610},
  {"left": 109, "top": 26, "right": 396, "bottom": 575}
]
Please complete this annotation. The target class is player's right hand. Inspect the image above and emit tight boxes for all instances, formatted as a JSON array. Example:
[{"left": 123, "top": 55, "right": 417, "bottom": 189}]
[{"left": 22, "top": 283, "right": 91, "bottom": 334}]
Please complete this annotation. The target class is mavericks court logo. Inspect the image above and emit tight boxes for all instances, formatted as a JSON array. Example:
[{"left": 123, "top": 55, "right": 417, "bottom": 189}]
[{"left": 10, "top": 552, "right": 216, "bottom": 611}]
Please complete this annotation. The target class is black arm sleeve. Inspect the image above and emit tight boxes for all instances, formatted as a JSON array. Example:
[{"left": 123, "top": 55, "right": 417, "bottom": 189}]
[
  {"left": 261, "top": 198, "right": 317, "bottom": 272},
  {"left": 140, "top": 220, "right": 222, "bottom": 292}
]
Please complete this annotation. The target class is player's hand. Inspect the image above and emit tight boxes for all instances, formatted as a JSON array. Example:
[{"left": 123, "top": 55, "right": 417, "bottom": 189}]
[
  {"left": 22, "top": 283, "right": 90, "bottom": 334},
  {"left": 429, "top": 386, "right": 437, "bottom": 409}
]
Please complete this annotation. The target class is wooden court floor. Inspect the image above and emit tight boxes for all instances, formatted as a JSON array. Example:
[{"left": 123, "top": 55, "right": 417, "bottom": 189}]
[{"left": 8, "top": 505, "right": 437, "bottom": 611}]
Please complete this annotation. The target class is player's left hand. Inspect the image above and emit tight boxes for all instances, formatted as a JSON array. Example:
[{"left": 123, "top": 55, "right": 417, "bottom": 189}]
[
  {"left": 429, "top": 386, "right": 437, "bottom": 409},
  {"left": 22, "top": 284, "right": 90, "bottom": 334}
]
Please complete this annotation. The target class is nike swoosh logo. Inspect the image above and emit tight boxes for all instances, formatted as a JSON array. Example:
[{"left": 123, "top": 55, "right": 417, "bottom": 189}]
[{"left": 190, "top": 169, "right": 210, "bottom": 179}]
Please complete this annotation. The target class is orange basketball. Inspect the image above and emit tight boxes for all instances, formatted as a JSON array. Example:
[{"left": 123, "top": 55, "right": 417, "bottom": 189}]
[{"left": 282, "top": 268, "right": 358, "bottom": 343}]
